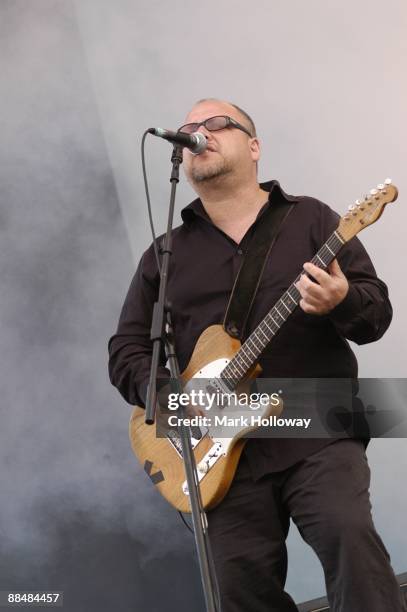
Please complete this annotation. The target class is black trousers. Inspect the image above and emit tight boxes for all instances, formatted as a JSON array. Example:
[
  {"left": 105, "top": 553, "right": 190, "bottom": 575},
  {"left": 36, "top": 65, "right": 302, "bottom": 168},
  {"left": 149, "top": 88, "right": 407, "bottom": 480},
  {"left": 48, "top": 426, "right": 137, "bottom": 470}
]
[{"left": 207, "top": 439, "right": 405, "bottom": 612}]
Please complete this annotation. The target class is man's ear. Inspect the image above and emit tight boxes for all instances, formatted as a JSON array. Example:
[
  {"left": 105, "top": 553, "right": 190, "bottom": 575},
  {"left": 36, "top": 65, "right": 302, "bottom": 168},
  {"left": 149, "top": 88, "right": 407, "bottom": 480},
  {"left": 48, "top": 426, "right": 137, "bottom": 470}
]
[{"left": 249, "top": 137, "right": 261, "bottom": 162}]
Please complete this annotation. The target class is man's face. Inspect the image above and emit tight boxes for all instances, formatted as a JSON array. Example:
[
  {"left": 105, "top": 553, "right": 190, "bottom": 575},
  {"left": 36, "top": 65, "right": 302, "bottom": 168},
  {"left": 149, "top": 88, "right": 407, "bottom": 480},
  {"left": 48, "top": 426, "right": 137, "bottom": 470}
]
[{"left": 180, "top": 101, "right": 258, "bottom": 187}]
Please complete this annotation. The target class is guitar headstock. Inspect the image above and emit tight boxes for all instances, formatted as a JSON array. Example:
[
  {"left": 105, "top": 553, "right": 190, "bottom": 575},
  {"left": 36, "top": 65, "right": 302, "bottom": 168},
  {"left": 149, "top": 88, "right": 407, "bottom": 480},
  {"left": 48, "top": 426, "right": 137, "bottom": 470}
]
[{"left": 337, "top": 179, "right": 398, "bottom": 242}]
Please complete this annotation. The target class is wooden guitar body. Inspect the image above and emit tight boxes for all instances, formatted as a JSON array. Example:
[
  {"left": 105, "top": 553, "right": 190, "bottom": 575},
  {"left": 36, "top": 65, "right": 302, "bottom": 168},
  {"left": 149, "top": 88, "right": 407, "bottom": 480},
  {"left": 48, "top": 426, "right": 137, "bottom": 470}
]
[{"left": 129, "top": 325, "right": 280, "bottom": 513}]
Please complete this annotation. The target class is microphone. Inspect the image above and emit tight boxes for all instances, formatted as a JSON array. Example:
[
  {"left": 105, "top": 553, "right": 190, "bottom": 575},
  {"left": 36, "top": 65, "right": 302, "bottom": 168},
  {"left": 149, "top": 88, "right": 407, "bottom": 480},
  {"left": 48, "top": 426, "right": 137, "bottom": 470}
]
[{"left": 148, "top": 127, "right": 207, "bottom": 154}]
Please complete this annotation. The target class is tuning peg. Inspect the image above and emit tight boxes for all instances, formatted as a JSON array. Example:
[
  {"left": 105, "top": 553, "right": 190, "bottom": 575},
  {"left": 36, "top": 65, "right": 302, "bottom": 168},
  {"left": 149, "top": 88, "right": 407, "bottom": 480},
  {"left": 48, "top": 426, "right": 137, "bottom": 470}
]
[
  {"left": 370, "top": 189, "right": 378, "bottom": 195},
  {"left": 355, "top": 199, "right": 361, "bottom": 206},
  {"left": 348, "top": 204, "right": 355, "bottom": 211},
  {"left": 384, "top": 178, "right": 392, "bottom": 185},
  {"left": 377, "top": 183, "right": 385, "bottom": 190}
]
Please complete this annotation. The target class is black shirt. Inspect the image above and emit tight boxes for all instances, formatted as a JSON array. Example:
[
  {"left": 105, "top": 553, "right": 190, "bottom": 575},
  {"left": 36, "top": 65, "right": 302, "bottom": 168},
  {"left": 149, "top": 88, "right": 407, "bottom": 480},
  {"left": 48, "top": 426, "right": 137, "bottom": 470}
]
[{"left": 108, "top": 180, "right": 392, "bottom": 475}]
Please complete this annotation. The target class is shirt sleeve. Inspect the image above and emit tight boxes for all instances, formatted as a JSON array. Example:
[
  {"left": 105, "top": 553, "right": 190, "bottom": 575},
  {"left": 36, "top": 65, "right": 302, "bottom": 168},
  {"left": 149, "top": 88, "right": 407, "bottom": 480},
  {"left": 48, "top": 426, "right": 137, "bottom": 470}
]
[
  {"left": 319, "top": 202, "right": 393, "bottom": 344},
  {"left": 108, "top": 245, "right": 171, "bottom": 406}
]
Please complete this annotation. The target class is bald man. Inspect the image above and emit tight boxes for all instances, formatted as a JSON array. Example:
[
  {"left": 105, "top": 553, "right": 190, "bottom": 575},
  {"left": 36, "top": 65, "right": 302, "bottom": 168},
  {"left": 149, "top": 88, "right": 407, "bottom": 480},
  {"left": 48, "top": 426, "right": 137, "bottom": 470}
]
[{"left": 109, "top": 98, "right": 404, "bottom": 612}]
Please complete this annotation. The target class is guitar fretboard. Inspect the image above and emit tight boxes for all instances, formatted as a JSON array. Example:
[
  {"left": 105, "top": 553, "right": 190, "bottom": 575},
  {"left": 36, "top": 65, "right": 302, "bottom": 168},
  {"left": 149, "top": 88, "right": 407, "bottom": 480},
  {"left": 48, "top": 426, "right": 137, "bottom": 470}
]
[{"left": 221, "top": 230, "right": 345, "bottom": 388}]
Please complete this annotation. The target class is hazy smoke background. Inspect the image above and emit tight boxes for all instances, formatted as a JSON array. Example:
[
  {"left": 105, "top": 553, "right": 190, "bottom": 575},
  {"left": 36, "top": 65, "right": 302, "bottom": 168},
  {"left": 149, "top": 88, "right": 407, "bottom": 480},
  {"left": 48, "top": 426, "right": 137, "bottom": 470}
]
[{"left": 0, "top": 0, "right": 405, "bottom": 610}]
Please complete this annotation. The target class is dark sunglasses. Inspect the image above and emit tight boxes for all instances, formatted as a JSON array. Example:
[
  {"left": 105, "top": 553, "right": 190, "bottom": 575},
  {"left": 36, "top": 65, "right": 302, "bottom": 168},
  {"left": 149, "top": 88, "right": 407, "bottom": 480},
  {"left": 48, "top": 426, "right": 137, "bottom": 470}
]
[{"left": 177, "top": 115, "right": 253, "bottom": 138}]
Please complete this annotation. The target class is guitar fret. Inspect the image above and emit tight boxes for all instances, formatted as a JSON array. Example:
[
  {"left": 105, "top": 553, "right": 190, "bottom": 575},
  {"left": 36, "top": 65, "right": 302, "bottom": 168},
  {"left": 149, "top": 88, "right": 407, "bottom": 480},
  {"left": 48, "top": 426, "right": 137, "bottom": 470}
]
[
  {"left": 287, "top": 290, "right": 298, "bottom": 303},
  {"left": 258, "top": 324, "right": 269, "bottom": 341},
  {"left": 237, "top": 348, "right": 251, "bottom": 368},
  {"left": 316, "top": 254, "right": 325, "bottom": 266},
  {"left": 253, "top": 330, "right": 266, "bottom": 348},
  {"left": 230, "top": 357, "right": 246, "bottom": 375},
  {"left": 230, "top": 341, "right": 253, "bottom": 382},
  {"left": 251, "top": 341, "right": 262, "bottom": 354},
  {"left": 224, "top": 364, "right": 237, "bottom": 380},
  {"left": 236, "top": 351, "right": 251, "bottom": 369},
  {"left": 275, "top": 306, "right": 286, "bottom": 321},
  {"left": 223, "top": 370, "right": 236, "bottom": 384},
  {"left": 232, "top": 366, "right": 246, "bottom": 382},
  {"left": 228, "top": 356, "right": 244, "bottom": 376},
  {"left": 270, "top": 314, "right": 280, "bottom": 328},
  {"left": 246, "top": 341, "right": 258, "bottom": 359},
  {"left": 264, "top": 319, "right": 275, "bottom": 335},
  {"left": 334, "top": 230, "right": 345, "bottom": 244},
  {"left": 281, "top": 299, "right": 292, "bottom": 313},
  {"left": 320, "top": 247, "right": 330, "bottom": 261}
]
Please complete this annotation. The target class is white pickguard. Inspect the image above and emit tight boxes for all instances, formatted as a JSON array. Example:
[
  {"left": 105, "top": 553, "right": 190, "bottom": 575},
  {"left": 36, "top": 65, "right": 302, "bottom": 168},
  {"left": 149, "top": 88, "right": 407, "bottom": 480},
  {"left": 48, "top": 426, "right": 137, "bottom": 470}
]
[
  {"left": 180, "top": 358, "right": 273, "bottom": 495},
  {"left": 190, "top": 358, "right": 272, "bottom": 441}
]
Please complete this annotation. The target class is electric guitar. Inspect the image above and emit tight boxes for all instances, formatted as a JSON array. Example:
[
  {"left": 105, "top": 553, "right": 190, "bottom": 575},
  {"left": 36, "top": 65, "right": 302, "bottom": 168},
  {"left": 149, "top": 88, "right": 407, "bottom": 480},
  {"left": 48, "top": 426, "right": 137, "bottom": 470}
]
[{"left": 129, "top": 180, "right": 398, "bottom": 512}]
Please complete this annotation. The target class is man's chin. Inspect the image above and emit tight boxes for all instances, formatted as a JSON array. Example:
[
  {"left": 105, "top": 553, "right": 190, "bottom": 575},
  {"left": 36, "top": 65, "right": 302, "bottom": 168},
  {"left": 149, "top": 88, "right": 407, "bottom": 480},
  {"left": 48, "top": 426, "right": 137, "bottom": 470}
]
[
  {"left": 192, "top": 172, "right": 221, "bottom": 184},
  {"left": 190, "top": 163, "right": 231, "bottom": 184}
]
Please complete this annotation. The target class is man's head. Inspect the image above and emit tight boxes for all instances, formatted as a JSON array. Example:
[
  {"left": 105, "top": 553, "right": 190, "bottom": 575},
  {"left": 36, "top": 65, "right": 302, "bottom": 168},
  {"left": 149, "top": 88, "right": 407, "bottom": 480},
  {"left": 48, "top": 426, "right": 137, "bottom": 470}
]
[{"left": 179, "top": 98, "right": 260, "bottom": 190}]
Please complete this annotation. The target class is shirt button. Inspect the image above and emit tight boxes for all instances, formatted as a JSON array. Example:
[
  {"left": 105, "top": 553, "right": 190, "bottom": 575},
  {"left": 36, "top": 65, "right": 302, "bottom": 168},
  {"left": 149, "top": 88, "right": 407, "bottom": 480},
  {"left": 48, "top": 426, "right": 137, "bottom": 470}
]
[{"left": 237, "top": 248, "right": 244, "bottom": 255}]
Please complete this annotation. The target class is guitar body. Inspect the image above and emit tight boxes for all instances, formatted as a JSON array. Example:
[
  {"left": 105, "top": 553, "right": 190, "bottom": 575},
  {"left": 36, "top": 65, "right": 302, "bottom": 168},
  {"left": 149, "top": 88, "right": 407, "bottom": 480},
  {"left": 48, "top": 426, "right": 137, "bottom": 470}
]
[{"left": 129, "top": 325, "right": 281, "bottom": 513}]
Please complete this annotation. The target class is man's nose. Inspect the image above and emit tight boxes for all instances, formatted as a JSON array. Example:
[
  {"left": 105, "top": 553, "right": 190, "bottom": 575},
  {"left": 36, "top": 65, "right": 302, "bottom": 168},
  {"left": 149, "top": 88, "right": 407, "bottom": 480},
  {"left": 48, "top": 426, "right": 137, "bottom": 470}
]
[{"left": 196, "top": 124, "right": 212, "bottom": 142}]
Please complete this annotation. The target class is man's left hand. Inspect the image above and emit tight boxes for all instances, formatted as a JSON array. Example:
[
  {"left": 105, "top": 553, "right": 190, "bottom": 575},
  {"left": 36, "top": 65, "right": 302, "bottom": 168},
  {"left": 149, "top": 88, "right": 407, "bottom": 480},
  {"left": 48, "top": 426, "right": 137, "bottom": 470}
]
[{"left": 296, "top": 259, "right": 349, "bottom": 315}]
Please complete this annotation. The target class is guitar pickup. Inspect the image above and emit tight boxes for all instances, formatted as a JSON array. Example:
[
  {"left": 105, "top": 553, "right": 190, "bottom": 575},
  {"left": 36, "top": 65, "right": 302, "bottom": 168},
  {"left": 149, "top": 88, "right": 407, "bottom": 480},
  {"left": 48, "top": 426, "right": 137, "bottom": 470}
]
[{"left": 166, "top": 424, "right": 209, "bottom": 458}]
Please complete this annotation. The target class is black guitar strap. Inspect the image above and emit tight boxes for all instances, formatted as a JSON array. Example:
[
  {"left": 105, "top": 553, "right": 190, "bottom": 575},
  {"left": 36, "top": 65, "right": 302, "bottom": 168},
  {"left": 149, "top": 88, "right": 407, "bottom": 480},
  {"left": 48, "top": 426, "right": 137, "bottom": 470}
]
[{"left": 223, "top": 198, "right": 294, "bottom": 340}]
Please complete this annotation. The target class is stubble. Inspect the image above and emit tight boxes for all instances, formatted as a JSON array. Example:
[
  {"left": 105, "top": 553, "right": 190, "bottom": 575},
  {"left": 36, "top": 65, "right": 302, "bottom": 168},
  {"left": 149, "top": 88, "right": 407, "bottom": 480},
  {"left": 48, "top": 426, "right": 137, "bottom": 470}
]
[{"left": 189, "top": 155, "right": 233, "bottom": 184}]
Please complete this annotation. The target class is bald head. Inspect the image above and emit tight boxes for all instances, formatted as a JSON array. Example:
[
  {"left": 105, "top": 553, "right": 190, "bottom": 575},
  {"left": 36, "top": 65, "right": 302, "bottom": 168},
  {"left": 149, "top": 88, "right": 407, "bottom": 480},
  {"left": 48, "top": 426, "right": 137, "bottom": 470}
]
[{"left": 192, "top": 98, "right": 257, "bottom": 137}]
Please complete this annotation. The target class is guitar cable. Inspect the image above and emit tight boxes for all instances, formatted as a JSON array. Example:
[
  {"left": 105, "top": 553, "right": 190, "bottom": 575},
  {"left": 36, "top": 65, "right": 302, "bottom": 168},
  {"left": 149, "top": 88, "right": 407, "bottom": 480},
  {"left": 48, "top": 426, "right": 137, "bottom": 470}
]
[
  {"left": 178, "top": 511, "right": 194, "bottom": 534},
  {"left": 141, "top": 130, "right": 162, "bottom": 276}
]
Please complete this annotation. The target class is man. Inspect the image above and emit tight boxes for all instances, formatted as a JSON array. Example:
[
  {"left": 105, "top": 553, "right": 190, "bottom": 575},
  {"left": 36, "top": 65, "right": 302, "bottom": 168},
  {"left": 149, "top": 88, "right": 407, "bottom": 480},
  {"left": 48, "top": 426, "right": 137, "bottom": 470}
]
[{"left": 108, "top": 98, "right": 405, "bottom": 611}]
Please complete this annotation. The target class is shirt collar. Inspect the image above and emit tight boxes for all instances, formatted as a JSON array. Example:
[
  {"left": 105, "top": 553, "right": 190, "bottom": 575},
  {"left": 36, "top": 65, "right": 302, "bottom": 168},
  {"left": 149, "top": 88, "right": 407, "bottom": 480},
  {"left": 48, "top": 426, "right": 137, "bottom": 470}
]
[{"left": 181, "top": 179, "right": 298, "bottom": 226}]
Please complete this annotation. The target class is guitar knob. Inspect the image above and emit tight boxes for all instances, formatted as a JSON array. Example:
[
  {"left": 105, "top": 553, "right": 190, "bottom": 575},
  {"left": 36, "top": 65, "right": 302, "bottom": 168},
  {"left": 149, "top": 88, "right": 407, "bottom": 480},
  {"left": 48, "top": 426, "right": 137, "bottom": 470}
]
[{"left": 198, "top": 461, "right": 209, "bottom": 474}]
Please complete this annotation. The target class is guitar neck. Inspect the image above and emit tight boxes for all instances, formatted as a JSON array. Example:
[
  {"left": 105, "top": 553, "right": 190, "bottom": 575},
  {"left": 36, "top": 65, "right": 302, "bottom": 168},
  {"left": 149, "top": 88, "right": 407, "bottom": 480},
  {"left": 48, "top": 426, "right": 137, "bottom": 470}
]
[{"left": 221, "top": 229, "right": 345, "bottom": 387}]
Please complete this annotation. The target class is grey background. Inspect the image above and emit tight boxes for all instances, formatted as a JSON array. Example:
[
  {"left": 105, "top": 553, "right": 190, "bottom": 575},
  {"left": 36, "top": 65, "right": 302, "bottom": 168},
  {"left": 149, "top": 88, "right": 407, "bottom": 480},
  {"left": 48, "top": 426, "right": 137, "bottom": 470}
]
[{"left": 0, "top": 0, "right": 405, "bottom": 610}]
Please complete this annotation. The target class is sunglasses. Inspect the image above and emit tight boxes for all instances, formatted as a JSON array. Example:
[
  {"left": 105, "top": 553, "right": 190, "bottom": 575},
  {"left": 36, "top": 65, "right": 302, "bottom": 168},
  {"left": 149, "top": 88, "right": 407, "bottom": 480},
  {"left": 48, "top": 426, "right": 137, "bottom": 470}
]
[{"left": 177, "top": 115, "right": 253, "bottom": 138}]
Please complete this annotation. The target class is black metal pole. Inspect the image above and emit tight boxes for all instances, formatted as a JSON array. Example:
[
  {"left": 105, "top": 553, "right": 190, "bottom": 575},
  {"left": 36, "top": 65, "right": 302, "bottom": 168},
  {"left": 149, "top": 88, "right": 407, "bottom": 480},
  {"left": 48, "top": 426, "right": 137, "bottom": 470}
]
[
  {"left": 144, "top": 144, "right": 182, "bottom": 425},
  {"left": 144, "top": 144, "right": 221, "bottom": 612}
]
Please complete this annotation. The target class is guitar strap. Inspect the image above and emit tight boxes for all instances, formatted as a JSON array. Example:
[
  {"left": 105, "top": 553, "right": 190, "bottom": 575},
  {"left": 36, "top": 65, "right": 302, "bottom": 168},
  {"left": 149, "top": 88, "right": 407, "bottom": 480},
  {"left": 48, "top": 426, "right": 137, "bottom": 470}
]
[{"left": 223, "top": 197, "right": 294, "bottom": 340}]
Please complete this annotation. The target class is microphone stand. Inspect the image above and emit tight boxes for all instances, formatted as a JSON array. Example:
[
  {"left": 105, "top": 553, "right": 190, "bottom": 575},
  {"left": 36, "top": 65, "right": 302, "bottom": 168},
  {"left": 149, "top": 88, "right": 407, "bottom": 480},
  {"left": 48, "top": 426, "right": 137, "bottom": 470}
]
[{"left": 145, "top": 144, "right": 220, "bottom": 612}]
